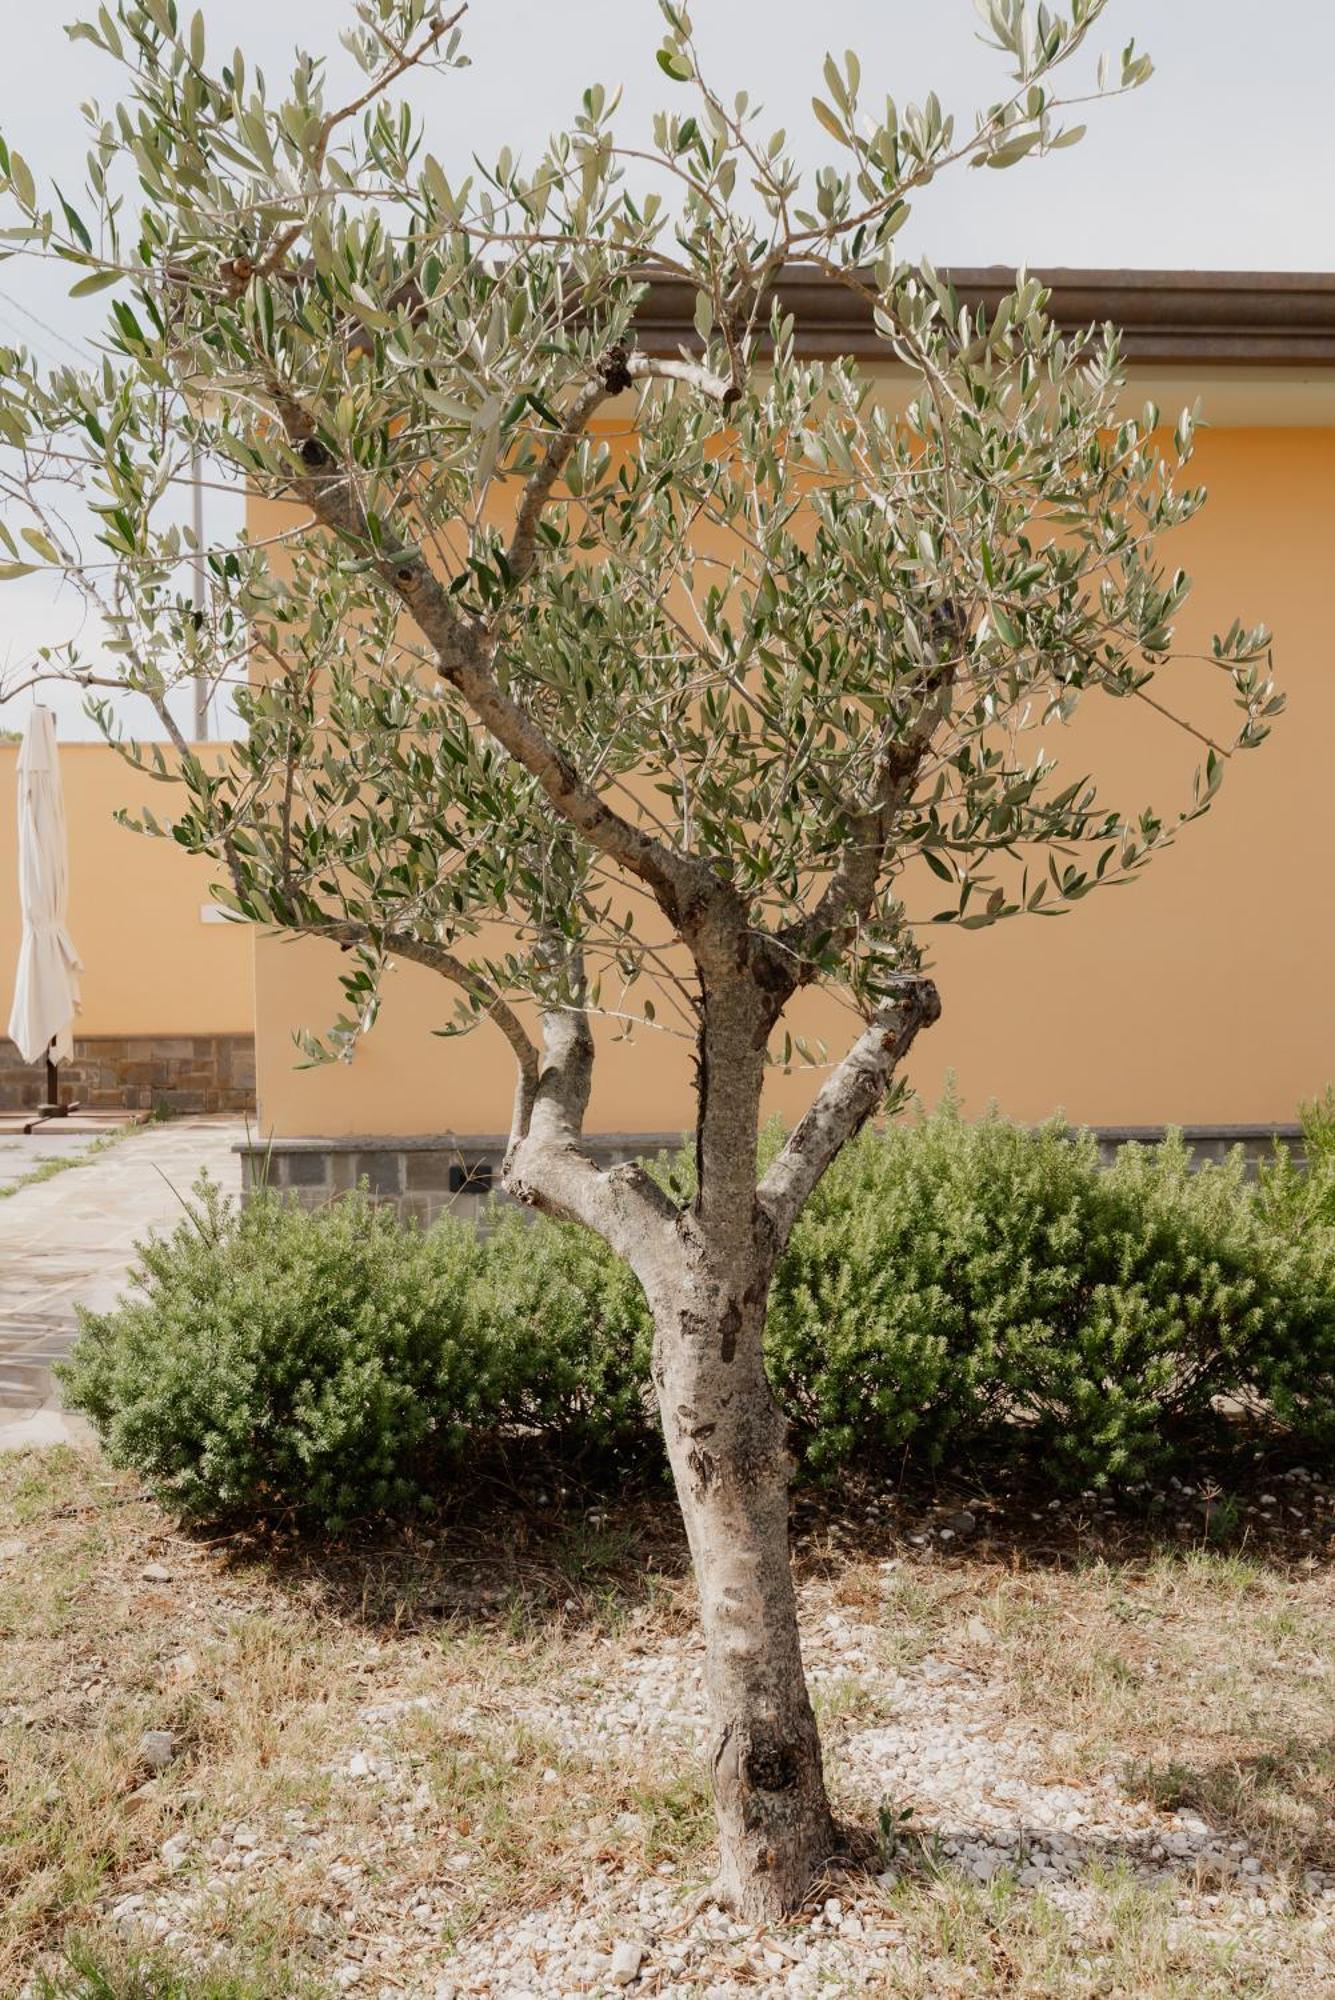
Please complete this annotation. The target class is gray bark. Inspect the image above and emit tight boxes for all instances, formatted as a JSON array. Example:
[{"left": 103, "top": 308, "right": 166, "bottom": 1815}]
[
  {"left": 501, "top": 964, "right": 940, "bottom": 1916},
  {"left": 759, "top": 976, "right": 941, "bottom": 1249},
  {"left": 648, "top": 1252, "right": 837, "bottom": 1917}
]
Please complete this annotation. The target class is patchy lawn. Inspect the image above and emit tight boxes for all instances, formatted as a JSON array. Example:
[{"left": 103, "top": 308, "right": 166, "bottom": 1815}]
[{"left": 2, "top": 1448, "right": 1334, "bottom": 1999}]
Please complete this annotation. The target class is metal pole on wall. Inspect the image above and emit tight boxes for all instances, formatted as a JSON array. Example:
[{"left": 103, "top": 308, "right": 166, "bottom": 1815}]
[{"left": 191, "top": 445, "right": 208, "bottom": 741}]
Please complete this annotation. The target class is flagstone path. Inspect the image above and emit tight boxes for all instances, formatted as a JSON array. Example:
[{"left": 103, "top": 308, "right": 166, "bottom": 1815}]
[
  {"left": 0, "top": 1117, "right": 245, "bottom": 1449},
  {"left": 0, "top": 1127, "right": 101, "bottom": 1192}
]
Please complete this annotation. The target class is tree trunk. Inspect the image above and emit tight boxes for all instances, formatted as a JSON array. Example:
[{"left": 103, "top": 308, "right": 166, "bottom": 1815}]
[
  {"left": 650, "top": 1274, "right": 837, "bottom": 1919},
  {"left": 508, "top": 953, "right": 920, "bottom": 1917}
]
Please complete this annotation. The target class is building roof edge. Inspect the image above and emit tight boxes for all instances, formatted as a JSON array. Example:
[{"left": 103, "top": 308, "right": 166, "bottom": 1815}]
[{"left": 636, "top": 267, "right": 1335, "bottom": 367}]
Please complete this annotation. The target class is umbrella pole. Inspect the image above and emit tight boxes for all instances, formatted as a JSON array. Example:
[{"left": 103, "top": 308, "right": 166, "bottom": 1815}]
[{"left": 36, "top": 1038, "right": 78, "bottom": 1120}]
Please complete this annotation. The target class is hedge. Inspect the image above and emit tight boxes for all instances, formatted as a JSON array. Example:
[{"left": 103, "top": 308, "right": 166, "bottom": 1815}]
[{"left": 61, "top": 1103, "right": 1335, "bottom": 1525}]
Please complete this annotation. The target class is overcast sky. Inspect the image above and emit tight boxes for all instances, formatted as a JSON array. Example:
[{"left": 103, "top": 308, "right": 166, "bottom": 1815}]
[{"left": 1, "top": 0, "right": 1330, "bottom": 737}]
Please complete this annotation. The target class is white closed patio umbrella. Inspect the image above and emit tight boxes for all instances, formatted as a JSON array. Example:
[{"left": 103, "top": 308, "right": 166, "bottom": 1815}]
[{"left": 8, "top": 705, "right": 83, "bottom": 1115}]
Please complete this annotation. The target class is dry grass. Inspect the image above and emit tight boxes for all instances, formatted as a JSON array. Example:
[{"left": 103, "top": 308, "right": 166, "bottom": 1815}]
[
  {"left": 0, "top": 1450, "right": 708, "bottom": 1998},
  {"left": 855, "top": 1548, "right": 1335, "bottom": 1879},
  {"left": 3, "top": 1448, "right": 1334, "bottom": 1998}
]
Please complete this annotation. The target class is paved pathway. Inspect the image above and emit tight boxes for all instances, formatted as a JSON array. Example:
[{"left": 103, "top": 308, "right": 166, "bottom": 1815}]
[
  {"left": 0, "top": 1127, "right": 110, "bottom": 1192},
  {"left": 0, "top": 1118, "right": 244, "bottom": 1450}
]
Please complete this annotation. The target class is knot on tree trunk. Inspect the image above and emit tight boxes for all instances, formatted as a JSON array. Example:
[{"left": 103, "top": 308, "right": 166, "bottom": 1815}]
[
  {"left": 880, "top": 971, "right": 941, "bottom": 1042},
  {"left": 598, "top": 341, "right": 635, "bottom": 395},
  {"left": 743, "top": 1729, "right": 803, "bottom": 1800}
]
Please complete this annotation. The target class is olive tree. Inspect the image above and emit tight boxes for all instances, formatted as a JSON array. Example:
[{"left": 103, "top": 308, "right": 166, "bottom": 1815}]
[{"left": 0, "top": 0, "right": 1277, "bottom": 1916}]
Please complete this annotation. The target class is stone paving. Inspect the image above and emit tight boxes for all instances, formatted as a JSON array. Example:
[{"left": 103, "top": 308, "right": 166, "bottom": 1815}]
[
  {"left": 0, "top": 1117, "right": 244, "bottom": 1450},
  {"left": 0, "top": 1128, "right": 103, "bottom": 1193}
]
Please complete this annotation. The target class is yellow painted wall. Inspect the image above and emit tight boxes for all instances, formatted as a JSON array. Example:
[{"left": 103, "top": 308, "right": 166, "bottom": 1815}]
[
  {"left": 248, "top": 408, "right": 1335, "bottom": 1139},
  {"left": 1, "top": 742, "right": 254, "bottom": 1038}
]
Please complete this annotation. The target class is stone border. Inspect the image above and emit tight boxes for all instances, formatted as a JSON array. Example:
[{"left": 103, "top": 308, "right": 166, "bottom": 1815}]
[
  {"left": 1087, "top": 1123, "right": 1303, "bottom": 1167},
  {"left": 237, "top": 1124, "right": 1303, "bottom": 1228},
  {"left": 237, "top": 1132, "right": 685, "bottom": 1228}
]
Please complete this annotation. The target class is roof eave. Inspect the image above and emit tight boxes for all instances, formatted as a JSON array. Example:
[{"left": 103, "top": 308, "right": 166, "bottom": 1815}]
[{"left": 635, "top": 267, "right": 1335, "bottom": 368}]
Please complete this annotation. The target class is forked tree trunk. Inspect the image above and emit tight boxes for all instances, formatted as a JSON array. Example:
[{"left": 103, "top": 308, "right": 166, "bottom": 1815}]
[
  {"left": 509, "top": 961, "right": 939, "bottom": 1919},
  {"left": 649, "top": 1271, "right": 837, "bottom": 1919}
]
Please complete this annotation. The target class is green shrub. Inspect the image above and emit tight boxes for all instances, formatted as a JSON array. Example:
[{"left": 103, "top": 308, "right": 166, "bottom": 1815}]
[
  {"left": 1017, "top": 1130, "right": 1333, "bottom": 1480},
  {"left": 61, "top": 1178, "right": 491, "bottom": 1528},
  {"left": 1251, "top": 1093, "right": 1335, "bottom": 1454},
  {"left": 63, "top": 1105, "right": 1335, "bottom": 1525},
  {"left": 476, "top": 1206, "right": 653, "bottom": 1450},
  {"left": 61, "top": 1178, "right": 657, "bottom": 1528},
  {"left": 1258, "top": 1088, "right": 1335, "bottom": 1232},
  {"left": 767, "top": 1106, "right": 1091, "bottom": 1470},
  {"left": 766, "top": 1106, "right": 1335, "bottom": 1484}
]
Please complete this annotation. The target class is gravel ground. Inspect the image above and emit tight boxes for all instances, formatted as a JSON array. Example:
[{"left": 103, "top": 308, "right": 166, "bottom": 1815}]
[
  {"left": 7, "top": 1453, "right": 1335, "bottom": 1999},
  {"left": 420, "top": 1600, "right": 1335, "bottom": 1997},
  {"left": 95, "top": 1624, "right": 1334, "bottom": 2000}
]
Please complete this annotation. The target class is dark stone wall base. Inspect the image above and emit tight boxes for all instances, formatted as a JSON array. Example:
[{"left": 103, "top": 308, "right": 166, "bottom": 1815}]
[
  {"left": 238, "top": 1123, "right": 1304, "bottom": 1229},
  {"left": 239, "top": 1132, "right": 683, "bottom": 1228},
  {"left": 1088, "top": 1125, "right": 1303, "bottom": 1171},
  {"left": 0, "top": 1034, "right": 256, "bottom": 1116}
]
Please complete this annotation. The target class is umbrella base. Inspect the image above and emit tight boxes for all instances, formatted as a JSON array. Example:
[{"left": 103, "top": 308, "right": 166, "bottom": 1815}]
[
  {"left": 0, "top": 1107, "right": 149, "bottom": 1135},
  {"left": 18, "top": 1106, "right": 81, "bottom": 1135},
  {"left": 24, "top": 1051, "right": 82, "bottom": 1125},
  {"left": 2, "top": 1105, "right": 157, "bottom": 1137}
]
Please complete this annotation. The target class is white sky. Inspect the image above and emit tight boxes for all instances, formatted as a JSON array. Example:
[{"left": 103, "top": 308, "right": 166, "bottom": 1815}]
[{"left": 0, "top": 0, "right": 1330, "bottom": 738}]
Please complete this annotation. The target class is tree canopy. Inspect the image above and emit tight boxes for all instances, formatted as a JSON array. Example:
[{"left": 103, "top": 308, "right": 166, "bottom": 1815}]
[{"left": 0, "top": 0, "right": 1276, "bottom": 1087}]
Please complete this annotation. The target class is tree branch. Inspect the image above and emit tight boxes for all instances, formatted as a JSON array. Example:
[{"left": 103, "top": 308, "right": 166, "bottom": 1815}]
[
  {"left": 528, "top": 946, "right": 596, "bottom": 1152},
  {"left": 504, "top": 372, "right": 612, "bottom": 590},
  {"left": 626, "top": 351, "right": 742, "bottom": 406},
  {"left": 500, "top": 346, "right": 745, "bottom": 611},
  {"left": 323, "top": 918, "right": 542, "bottom": 1156},
  {"left": 782, "top": 617, "right": 962, "bottom": 969},
  {"left": 271, "top": 391, "right": 718, "bottom": 929},
  {"left": 0, "top": 663, "right": 128, "bottom": 704},
  {"left": 782, "top": 756, "right": 915, "bottom": 972},
  {"left": 255, "top": 6, "right": 469, "bottom": 281},
  {"left": 757, "top": 974, "right": 940, "bottom": 1249},
  {"left": 506, "top": 952, "right": 681, "bottom": 1261}
]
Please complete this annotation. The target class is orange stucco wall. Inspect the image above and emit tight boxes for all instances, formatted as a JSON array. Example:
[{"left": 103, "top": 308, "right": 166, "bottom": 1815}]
[
  {"left": 248, "top": 404, "right": 1335, "bottom": 1139},
  {"left": 1, "top": 742, "right": 254, "bottom": 1038}
]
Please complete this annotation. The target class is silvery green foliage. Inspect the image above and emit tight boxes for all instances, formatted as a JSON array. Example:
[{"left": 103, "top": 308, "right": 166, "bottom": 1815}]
[{"left": 0, "top": 0, "right": 1276, "bottom": 1060}]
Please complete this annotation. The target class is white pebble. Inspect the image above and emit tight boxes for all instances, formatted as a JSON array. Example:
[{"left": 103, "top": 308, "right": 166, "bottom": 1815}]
[{"left": 609, "top": 1939, "right": 644, "bottom": 1986}]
